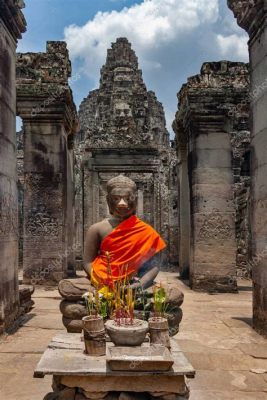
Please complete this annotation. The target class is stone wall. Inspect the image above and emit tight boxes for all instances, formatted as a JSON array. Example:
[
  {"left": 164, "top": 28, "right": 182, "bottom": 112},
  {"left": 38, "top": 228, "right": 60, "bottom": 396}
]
[
  {"left": 228, "top": 0, "right": 267, "bottom": 335},
  {"left": 0, "top": 0, "right": 26, "bottom": 333},
  {"left": 17, "top": 129, "right": 24, "bottom": 267},
  {"left": 16, "top": 41, "right": 78, "bottom": 285},
  {"left": 173, "top": 61, "right": 250, "bottom": 291},
  {"left": 76, "top": 38, "right": 178, "bottom": 268}
]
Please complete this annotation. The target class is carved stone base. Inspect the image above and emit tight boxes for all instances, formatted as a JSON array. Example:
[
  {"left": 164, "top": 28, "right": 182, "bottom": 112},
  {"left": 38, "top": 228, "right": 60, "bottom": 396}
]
[
  {"left": 190, "top": 274, "right": 238, "bottom": 293},
  {"left": 44, "top": 389, "right": 189, "bottom": 400}
]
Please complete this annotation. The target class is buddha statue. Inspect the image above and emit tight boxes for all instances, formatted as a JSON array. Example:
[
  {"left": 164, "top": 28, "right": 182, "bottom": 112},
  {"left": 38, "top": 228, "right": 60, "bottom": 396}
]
[{"left": 58, "top": 175, "right": 183, "bottom": 334}]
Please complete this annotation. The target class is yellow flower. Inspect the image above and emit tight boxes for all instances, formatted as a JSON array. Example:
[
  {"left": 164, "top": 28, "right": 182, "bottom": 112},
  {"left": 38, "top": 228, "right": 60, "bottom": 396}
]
[{"left": 98, "top": 286, "right": 113, "bottom": 300}]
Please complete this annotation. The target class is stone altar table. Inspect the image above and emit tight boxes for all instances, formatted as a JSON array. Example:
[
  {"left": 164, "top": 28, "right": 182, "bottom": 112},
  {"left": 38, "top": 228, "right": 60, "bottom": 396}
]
[{"left": 34, "top": 332, "right": 195, "bottom": 400}]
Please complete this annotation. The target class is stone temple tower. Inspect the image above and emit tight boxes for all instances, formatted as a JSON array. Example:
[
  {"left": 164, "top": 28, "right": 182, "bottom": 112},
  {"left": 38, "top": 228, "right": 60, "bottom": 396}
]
[{"left": 75, "top": 38, "right": 179, "bottom": 268}]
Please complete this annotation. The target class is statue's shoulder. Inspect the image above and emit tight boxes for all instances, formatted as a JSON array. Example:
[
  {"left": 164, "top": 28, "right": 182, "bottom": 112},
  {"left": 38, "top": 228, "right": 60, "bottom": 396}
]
[
  {"left": 86, "top": 219, "right": 113, "bottom": 240},
  {"left": 88, "top": 219, "right": 110, "bottom": 231}
]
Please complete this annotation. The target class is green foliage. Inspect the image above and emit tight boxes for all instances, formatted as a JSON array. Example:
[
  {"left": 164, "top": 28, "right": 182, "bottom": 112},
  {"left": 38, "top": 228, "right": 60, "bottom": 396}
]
[{"left": 153, "top": 286, "right": 166, "bottom": 315}]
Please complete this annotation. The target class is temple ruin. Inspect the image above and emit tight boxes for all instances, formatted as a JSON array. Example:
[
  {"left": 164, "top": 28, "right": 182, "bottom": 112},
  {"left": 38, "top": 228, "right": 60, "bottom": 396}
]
[
  {"left": 1, "top": 0, "right": 267, "bottom": 399},
  {"left": 173, "top": 61, "right": 250, "bottom": 292},
  {"left": 228, "top": 0, "right": 267, "bottom": 335},
  {"left": 16, "top": 41, "right": 79, "bottom": 285},
  {"left": 0, "top": 0, "right": 26, "bottom": 333},
  {"left": 75, "top": 38, "right": 179, "bottom": 268}
]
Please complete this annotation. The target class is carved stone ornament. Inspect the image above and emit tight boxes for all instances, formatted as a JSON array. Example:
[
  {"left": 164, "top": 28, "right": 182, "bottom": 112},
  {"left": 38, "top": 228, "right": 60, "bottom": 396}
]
[
  {"left": 26, "top": 206, "right": 60, "bottom": 237},
  {"left": 199, "top": 210, "right": 232, "bottom": 240},
  {"left": 78, "top": 38, "right": 169, "bottom": 148}
]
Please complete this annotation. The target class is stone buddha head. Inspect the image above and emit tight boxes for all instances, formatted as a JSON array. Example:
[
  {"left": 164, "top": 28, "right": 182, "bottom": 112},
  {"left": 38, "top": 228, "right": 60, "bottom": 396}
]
[{"left": 107, "top": 175, "right": 137, "bottom": 219}]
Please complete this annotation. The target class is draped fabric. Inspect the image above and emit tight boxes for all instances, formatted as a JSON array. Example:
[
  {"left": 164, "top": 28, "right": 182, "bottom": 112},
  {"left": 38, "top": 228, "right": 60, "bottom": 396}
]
[{"left": 91, "top": 215, "right": 166, "bottom": 288}]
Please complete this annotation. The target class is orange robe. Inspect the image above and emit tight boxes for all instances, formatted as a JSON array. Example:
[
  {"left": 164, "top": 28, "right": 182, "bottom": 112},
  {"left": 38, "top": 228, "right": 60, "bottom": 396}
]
[{"left": 91, "top": 215, "right": 166, "bottom": 288}]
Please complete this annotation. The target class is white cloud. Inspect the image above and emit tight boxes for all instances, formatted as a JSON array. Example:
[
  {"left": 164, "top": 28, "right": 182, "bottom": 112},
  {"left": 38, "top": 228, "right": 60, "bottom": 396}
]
[
  {"left": 64, "top": 0, "right": 219, "bottom": 81},
  {"left": 216, "top": 34, "right": 249, "bottom": 61},
  {"left": 63, "top": 0, "right": 249, "bottom": 134}
]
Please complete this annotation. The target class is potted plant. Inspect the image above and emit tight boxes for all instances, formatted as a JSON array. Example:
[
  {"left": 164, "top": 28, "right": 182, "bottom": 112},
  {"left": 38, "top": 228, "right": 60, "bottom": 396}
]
[
  {"left": 104, "top": 265, "right": 148, "bottom": 346},
  {"left": 82, "top": 291, "right": 106, "bottom": 356},
  {"left": 148, "top": 284, "right": 170, "bottom": 348}
]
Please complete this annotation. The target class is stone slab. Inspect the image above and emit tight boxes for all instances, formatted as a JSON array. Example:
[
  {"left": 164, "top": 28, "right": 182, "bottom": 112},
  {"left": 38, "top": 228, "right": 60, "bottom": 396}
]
[
  {"left": 61, "top": 375, "right": 188, "bottom": 395},
  {"left": 23, "top": 311, "right": 64, "bottom": 330},
  {"left": 238, "top": 343, "right": 267, "bottom": 359},
  {"left": 190, "top": 390, "right": 267, "bottom": 400},
  {"left": 0, "top": 327, "right": 60, "bottom": 353},
  {"left": 188, "top": 370, "right": 267, "bottom": 392},
  {"left": 0, "top": 353, "right": 52, "bottom": 400},
  {"left": 34, "top": 334, "right": 195, "bottom": 378}
]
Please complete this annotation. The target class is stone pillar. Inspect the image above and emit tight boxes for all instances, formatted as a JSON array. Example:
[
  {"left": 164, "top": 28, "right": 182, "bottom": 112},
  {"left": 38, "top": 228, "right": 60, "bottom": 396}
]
[
  {"left": 16, "top": 42, "right": 78, "bottom": 285},
  {"left": 228, "top": 0, "right": 267, "bottom": 335},
  {"left": 173, "top": 61, "right": 249, "bottom": 292},
  {"left": 0, "top": 0, "right": 26, "bottom": 333},
  {"left": 172, "top": 122, "right": 190, "bottom": 278}
]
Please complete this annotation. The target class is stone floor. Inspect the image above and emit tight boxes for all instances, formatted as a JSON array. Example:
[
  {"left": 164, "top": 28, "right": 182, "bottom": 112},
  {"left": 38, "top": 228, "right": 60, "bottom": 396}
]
[{"left": 0, "top": 273, "right": 266, "bottom": 400}]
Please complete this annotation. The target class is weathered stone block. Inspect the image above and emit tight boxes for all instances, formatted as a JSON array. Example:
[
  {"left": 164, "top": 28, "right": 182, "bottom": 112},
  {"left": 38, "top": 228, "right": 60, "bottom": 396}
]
[
  {"left": 250, "top": 27, "right": 267, "bottom": 69},
  {"left": 60, "top": 300, "right": 87, "bottom": 320},
  {"left": 251, "top": 92, "right": 267, "bottom": 136},
  {"left": 191, "top": 168, "right": 233, "bottom": 185},
  {"left": 61, "top": 375, "right": 188, "bottom": 395},
  {"left": 193, "top": 242, "right": 237, "bottom": 266},
  {"left": 62, "top": 316, "right": 83, "bottom": 333},
  {"left": 193, "top": 212, "right": 235, "bottom": 241},
  {"left": 253, "top": 282, "right": 267, "bottom": 336},
  {"left": 190, "top": 148, "right": 232, "bottom": 169},
  {"left": 192, "top": 184, "right": 234, "bottom": 213},
  {"left": 0, "top": 4, "right": 25, "bottom": 333},
  {"left": 191, "top": 272, "right": 237, "bottom": 293}
]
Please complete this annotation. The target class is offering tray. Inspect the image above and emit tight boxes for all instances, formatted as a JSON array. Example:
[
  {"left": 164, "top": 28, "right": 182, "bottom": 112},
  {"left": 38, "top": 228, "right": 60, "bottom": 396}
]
[{"left": 106, "top": 345, "right": 174, "bottom": 371}]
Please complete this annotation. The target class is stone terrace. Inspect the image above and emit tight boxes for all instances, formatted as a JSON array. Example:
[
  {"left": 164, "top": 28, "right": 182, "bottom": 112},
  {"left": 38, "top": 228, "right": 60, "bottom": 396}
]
[{"left": 0, "top": 273, "right": 266, "bottom": 400}]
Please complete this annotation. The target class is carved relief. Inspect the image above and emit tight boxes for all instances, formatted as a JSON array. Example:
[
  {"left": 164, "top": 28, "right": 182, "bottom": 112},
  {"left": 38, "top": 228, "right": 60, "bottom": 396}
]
[
  {"left": 78, "top": 38, "right": 169, "bottom": 148},
  {"left": 0, "top": 192, "right": 18, "bottom": 236},
  {"left": 26, "top": 206, "right": 60, "bottom": 237},
  {"left": 199, "top": 210, "right": 233, "bottom": 240},
  {"left": 24, "top": 172, "right": 62, "bottom": 206}
]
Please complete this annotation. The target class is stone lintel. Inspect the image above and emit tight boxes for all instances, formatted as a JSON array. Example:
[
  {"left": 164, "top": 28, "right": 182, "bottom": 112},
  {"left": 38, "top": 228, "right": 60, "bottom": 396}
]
[
  {"left": 0, "top": 0, "right": 26, "bottom": 41},
  {"left": 228, "top": 0, "right": 266, "bottom": 40},
  {"left": 17, "top": 92, "right": 78, "bottom": 135},
  {"left": 87, "top": 147, "right": 161, "bottom": 156}
]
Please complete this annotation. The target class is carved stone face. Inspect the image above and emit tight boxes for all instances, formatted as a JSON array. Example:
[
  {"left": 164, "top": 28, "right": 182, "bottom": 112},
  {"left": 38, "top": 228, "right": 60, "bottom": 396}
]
[
  {"left": 107, "top": 186, "right": 137, "bottom": 219},
  {"left": 114, "top": 102, "right": 132, "bottom": 126}
]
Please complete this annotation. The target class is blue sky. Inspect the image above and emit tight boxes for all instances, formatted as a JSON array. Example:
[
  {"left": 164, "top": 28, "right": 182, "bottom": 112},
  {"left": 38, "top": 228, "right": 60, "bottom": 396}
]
[{"left": 18, "top": 0, "right": 248, "bottom": 135}]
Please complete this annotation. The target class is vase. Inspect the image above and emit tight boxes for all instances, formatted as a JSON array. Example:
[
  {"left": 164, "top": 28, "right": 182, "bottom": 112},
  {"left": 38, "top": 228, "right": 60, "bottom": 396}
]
[
  {"left": 82, "top": 315, "right": 106, "bottom": 356},
  {"left": 148, "top": 316, "right": 170, "bottom": 348},
  {"left": 105, "top": 318, "right": 148, "bottom": 346}
]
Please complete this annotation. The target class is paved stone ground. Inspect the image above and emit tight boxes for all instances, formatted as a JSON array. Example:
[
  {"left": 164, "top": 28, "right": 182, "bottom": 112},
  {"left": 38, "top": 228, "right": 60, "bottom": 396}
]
[{"left": 0, "top": 273, "right": 266, "bottom": 400}]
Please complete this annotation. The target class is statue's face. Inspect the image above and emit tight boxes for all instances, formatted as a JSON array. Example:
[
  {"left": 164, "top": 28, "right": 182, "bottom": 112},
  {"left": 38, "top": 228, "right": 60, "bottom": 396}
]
[{"left": 107, "top": 186, "right": 137, "bottom": 219}]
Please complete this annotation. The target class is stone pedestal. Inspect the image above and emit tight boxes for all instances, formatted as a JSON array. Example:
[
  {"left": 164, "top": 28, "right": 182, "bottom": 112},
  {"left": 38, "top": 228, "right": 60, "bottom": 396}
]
[
  {"left": 34, "top": 333, "right": 194, "bottom": 400},
  {"left": 173, "top": 61, "right": 250, "bottom": 292},
  {"left": 0, "top": 0, "right": 26, "bottom": 333},
  {"left": 16, "top": 42, "right": 78, "bottom": 285},
  {"left": 228, "top": 0, "right": 267, "bottom": 335}
]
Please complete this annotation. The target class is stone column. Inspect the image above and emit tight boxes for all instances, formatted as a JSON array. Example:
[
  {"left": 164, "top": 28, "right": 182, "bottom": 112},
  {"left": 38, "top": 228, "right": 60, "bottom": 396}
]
[
  {"left": 16, "top": 42, "right": 78, "bottom": 285},
  {"left": 228, "top": 0, "right": 267, "bottom": 335},
  {"left": 172, "top": 121, "right": 190, "bottom": 278},
  {"left": 173, "top": 61, "right": 249, "bottom": 292},
  {"left": 0, "top": 1, "right": 26, "bottom": 333}
]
